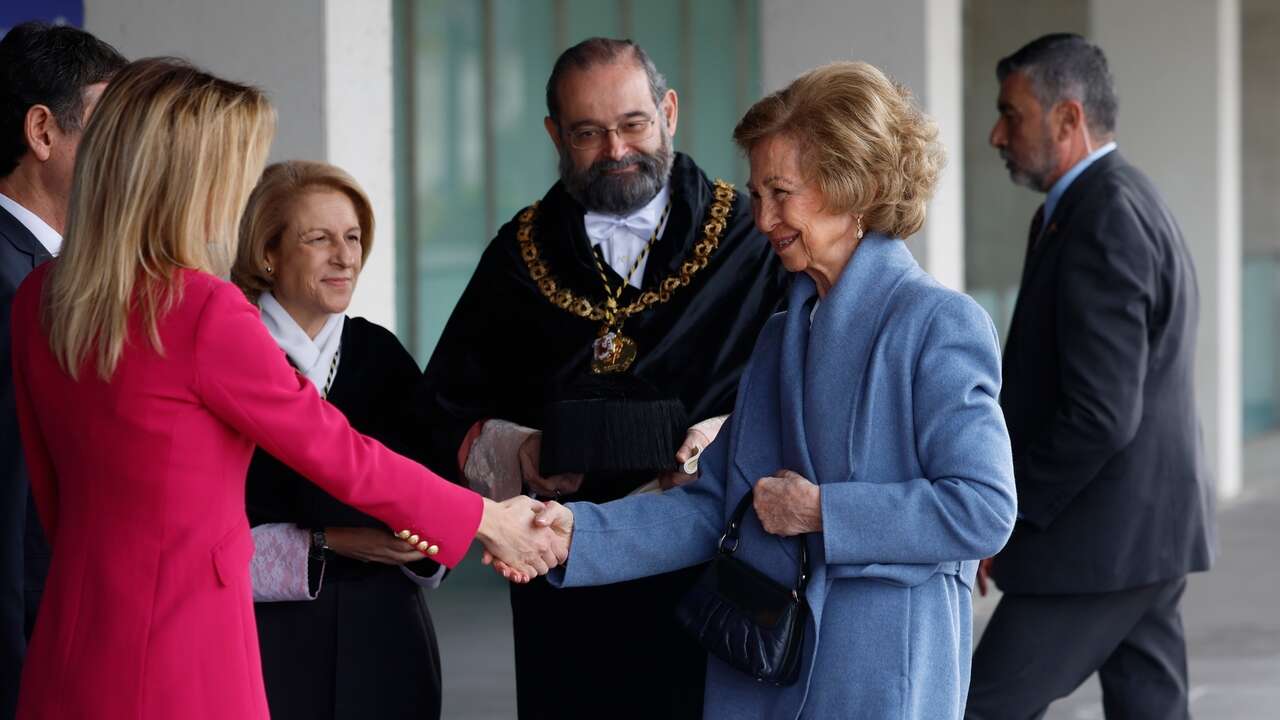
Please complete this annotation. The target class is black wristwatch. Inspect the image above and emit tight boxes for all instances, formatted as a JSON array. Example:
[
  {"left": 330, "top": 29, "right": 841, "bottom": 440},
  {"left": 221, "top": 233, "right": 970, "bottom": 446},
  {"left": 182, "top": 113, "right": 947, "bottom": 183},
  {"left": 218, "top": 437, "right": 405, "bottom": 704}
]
[{"left": 310, "top": 527, "right": 328, "bottom": 559}]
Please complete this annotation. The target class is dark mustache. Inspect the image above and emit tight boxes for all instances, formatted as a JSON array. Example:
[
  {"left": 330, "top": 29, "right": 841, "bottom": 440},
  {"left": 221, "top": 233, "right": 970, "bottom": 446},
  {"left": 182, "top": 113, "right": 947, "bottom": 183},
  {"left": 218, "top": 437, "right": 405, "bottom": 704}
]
[{"left": 589, "top": 153, "right": 650, "bottom": 175}]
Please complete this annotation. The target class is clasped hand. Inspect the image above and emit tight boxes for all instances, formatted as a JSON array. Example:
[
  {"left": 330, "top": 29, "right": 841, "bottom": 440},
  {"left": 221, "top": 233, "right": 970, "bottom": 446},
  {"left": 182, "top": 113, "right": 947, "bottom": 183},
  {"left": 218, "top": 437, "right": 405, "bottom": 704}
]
[
  {"left": 754, "top": 469, "right": 822, "bottom": 536},
  {"left": 475, "top": 496, "right": 574, "bottom": 583}
]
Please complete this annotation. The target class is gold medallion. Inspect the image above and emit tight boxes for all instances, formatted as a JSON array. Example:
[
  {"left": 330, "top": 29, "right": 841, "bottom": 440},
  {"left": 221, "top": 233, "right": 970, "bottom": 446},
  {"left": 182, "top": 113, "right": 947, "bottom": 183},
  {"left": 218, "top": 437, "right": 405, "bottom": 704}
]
[{"left": 591, "top": 330, "right": 637, "bottom": 374}]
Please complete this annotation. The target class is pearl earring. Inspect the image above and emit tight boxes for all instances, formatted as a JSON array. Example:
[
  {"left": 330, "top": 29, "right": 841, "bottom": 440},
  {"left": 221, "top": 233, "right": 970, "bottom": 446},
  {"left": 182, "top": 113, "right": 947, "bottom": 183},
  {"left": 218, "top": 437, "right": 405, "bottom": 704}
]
[{"left": 265, "top": 265, "right": 273, "bottom": 274}]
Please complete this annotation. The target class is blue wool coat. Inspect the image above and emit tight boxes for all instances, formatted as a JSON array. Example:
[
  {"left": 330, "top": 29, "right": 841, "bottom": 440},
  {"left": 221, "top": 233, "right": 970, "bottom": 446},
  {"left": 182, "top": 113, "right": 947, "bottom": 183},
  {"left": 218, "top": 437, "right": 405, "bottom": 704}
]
[{"left": 552, "top": 234, "right": 1017, "bottom": 719}]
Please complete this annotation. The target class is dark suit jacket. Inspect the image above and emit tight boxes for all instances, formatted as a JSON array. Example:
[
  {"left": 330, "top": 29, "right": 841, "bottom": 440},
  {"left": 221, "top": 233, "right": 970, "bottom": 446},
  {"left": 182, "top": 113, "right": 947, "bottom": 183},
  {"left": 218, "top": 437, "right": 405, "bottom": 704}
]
[
  {"left": 0, "top": 203, "right": 52, "bottom": 717},
  {"left": 993, "top": 151, "right": 1215, "bottom": 595}
]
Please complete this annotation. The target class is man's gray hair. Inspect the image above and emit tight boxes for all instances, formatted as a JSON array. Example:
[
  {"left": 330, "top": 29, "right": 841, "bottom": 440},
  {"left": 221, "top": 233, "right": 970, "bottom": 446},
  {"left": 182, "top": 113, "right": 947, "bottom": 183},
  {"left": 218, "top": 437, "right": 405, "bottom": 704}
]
[
  {"left": 545, "top": 37, "right": 668, "bottom": 124},
  {"left": 997, "top": 33, "right": 1118, "bottom": 137}
]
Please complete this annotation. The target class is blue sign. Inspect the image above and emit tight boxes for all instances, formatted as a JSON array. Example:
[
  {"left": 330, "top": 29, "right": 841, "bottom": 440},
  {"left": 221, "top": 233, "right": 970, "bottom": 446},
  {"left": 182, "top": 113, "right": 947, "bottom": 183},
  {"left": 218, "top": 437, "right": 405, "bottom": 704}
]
[{"left": 0, "top": 0, "right": 83, "bottom": 37}]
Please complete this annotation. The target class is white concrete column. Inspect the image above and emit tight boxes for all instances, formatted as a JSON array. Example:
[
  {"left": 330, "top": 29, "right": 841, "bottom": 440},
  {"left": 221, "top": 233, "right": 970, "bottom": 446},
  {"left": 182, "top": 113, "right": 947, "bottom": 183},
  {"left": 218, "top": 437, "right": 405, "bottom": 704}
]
[
  {"left": 323, "top": 0, "right": 395, "bottom": 326},
  {"left": 758, "top": 0, "right": 964, "bottom": 290},
  {"left": 1091, "top": 0, "right": 1243, "bottom": 499},
  {"left": 83, "top": 0, "right": 398, "bottom": 329}
]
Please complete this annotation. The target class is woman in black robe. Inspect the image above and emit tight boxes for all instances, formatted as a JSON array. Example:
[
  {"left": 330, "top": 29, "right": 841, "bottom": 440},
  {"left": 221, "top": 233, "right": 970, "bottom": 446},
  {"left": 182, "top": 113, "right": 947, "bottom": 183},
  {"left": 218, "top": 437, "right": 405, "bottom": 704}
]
[{"left": 232, "top": 161, "right": 445, "bottom": 720}]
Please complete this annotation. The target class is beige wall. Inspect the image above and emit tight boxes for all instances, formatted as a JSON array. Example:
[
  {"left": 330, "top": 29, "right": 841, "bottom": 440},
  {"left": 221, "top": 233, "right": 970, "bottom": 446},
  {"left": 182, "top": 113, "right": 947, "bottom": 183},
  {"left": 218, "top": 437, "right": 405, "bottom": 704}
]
[
  {"left": 85, "top": 0, "right": 327, "bottom": 163},
  {"left": 759, "top": 0, "right": 965, "bottom": 290},
  {"left": 1092, "top": 0, "right": 1242, "bottom": 498},
  {"left": 962, "top": 0, "right": 1088, "bottom": 332},
  {"left": 961, "top": 1, "right": 1245, "bottom": 498},
  {"left": 84, "top": 0, "right": 398, "bottom": 329}
]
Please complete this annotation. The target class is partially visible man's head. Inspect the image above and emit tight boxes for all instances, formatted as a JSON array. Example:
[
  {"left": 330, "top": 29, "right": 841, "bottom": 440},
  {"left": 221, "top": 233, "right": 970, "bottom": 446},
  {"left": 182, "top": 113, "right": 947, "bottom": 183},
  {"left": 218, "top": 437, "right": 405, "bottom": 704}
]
[
  {"left": 990, "top": 33, "right": 1116, "bottom": 191},
  {"left": 46, "top": 57, "right": 275, "bottom": 380},
  {"left": 0, "top": 22, "right": 125, "bottom": 216},
  {"left": 544, "top": 38, "right": 676, "bottom": 215}
]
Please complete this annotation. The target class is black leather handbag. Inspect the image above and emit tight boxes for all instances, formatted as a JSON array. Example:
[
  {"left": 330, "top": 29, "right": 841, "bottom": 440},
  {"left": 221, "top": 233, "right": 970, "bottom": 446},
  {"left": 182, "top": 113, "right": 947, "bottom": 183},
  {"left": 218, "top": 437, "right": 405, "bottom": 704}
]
[{"left": 675, "top": 489, "right": 810, "bottom": 686}]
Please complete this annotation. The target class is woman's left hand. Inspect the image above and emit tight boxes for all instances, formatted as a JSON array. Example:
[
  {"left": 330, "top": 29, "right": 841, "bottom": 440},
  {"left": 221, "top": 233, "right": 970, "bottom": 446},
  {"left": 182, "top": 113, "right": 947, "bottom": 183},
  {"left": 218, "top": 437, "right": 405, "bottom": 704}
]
[
  {"left": 325, "top": 527, "right": 424, "bottom": 565},
  {"left": 754, "top": 470, "right": 822, "bottom": 536}
]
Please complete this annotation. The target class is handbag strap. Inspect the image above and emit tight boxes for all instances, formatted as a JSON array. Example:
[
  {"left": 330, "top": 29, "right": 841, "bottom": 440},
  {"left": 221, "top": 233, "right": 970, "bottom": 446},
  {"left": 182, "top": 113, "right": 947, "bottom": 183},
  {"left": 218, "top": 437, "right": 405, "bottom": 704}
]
[{"left": 717, "top": 489, "right": 809, "bottom": 592}]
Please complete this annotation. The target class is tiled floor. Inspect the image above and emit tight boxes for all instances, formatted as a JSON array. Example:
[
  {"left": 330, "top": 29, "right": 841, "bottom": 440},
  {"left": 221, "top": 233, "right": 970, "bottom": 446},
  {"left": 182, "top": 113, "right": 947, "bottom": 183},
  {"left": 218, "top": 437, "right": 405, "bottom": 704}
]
[{"left": 981, "top": 432, "right": 1280, "bottom": 719}]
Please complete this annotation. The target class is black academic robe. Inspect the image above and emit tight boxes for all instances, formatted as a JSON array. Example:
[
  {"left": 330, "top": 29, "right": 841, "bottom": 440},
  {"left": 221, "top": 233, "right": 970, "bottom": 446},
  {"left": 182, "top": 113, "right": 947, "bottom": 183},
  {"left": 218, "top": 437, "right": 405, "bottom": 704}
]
[
  {"left": 246, "top": 317, "right": 444, "bottom": 720},
  {"left": 420, "top": 153, "right": 789, "bottom": 719}
]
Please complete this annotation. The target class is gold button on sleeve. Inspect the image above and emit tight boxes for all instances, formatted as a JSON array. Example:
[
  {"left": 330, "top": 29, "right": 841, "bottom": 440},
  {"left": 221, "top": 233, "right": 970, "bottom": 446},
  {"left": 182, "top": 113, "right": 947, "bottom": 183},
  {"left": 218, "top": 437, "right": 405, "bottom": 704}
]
[
  {"left": 408, "top": 534, "right": 420, "bottom": 545},
  {"left": 396, "top": 530, "right": 411, "bottom": 540},
  {"left": 416, "top": 541, "right": 430, "bottom": 552},
  {"left": 426, "top": 545, "right": 440, "bottom": 556}
]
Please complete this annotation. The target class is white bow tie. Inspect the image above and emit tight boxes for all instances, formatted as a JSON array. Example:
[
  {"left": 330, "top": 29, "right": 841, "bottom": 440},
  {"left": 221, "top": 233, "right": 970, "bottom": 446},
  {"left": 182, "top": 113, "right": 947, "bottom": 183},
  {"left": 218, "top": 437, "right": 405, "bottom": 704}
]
[
  {"left": 582, "top": 185, "right": 671, "bottom": 287},
  {"left": 583, "top": 211, "right": 660, "bottom": 244}
]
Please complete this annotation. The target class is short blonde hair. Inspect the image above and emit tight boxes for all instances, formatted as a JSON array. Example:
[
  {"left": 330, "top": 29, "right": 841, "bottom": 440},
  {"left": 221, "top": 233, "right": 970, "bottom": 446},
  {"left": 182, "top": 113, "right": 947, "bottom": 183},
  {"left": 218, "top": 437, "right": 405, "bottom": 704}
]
[
  {"left": 233, "top": 160, "right": 375, "bottom": 302},
  {"left": 733, "top": 61, "right": 944, "bottom": 239},
  {"left": 45, "top": 58, "right": 275, "bottom": 380}
]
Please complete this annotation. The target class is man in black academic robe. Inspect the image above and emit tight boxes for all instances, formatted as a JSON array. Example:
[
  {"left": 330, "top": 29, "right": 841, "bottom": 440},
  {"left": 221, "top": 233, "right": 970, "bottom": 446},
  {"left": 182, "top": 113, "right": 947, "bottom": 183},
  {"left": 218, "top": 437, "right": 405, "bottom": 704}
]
[{"left": 419, "top": 38, "right": 787, "bottom": 719}]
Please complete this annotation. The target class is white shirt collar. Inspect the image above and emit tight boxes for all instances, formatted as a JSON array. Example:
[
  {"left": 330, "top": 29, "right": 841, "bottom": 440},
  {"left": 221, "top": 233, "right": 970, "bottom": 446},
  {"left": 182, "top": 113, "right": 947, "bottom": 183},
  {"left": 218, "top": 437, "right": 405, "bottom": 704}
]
[
  {"left": 1043, "top": 141, "right": 1117, "bottom": 224},
  {"left": 0, "top": 192, "right": 61, "bottom": 256},
  {"left": 583, "top": 183, "right": 671, "bottom": 288}
]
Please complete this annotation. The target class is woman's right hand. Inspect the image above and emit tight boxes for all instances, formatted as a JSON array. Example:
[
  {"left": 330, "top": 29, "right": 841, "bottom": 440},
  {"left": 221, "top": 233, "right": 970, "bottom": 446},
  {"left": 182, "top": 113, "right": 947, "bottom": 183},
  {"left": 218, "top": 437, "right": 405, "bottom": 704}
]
[
  {"left": 475, "top": 496, "right": 561, "bottom": 581},
  {"left": 324, "top": 526, "right": 424, "bottom": 565},
  {"left": 487, "top": 501, "right": 574, "bottom": 583}
]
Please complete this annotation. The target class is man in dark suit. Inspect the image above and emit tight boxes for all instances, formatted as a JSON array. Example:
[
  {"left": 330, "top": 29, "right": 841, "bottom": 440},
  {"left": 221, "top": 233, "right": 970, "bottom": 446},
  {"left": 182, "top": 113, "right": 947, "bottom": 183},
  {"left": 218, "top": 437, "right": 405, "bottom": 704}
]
[
  {"left": 965, "top": 34, "right": 1215, "bottom": 720},
  {"left": 0, "top": 22, "right": 125, "bottom": 718}
]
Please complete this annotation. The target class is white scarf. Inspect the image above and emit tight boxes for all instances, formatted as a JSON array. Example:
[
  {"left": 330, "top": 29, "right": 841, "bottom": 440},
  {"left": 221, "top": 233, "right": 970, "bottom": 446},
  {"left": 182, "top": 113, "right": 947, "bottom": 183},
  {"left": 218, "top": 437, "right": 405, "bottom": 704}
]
[{"left": 259, "top": 291, "right": 345, "bottom": 395}]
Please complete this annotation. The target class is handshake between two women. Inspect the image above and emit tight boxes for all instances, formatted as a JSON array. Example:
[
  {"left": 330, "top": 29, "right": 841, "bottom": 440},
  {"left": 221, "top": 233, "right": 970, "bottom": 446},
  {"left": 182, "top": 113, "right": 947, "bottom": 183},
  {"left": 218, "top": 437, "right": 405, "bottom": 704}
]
[{"left": 474, "top": 496, "right": 574, "bottom": 582}]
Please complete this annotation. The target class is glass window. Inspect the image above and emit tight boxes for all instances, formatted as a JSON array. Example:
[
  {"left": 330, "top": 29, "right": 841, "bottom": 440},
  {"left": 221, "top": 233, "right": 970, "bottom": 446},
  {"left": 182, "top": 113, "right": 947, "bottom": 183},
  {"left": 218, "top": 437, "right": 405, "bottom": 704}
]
[
  {"left": 1241, "top": 0, "right": 1280, "bottom": 437},
  {"left": 395, "top": 0, "right": 759, "bottom": 360}
]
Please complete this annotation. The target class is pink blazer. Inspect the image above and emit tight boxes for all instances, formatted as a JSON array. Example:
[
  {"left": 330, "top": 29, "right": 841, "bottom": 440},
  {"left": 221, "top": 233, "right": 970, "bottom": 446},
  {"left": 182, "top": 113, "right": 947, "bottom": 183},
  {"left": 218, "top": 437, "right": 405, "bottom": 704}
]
[{"left": 10, "top": 266, "right": 482, "bottom": 719}]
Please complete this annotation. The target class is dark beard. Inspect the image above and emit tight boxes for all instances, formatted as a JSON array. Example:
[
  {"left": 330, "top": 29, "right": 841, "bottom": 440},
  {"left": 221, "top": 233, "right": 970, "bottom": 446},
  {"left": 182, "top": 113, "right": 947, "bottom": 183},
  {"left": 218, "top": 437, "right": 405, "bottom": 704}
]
[
  {"left": 559, "top": 131, "right": 674, "bottom": 215},
  {"left": 1002, "top": 150, "right": 1054, "bottom": 191},
  {"left": 1001, "top": 122, "right": 1059, "bottom": 192}
]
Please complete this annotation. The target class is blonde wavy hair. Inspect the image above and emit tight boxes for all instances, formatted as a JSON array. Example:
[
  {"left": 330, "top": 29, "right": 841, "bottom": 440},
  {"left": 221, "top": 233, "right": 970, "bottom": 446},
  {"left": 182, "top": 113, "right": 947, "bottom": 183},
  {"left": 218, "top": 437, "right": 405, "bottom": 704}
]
[
  {"left": 43, "top": 58, "right": 275, "bottom": 380},
  {"left": 733, "top": 61, "right": 944, "bottom": 239},
  {"left": 232, "top": 160, "right": 375, "bottom": 303}
]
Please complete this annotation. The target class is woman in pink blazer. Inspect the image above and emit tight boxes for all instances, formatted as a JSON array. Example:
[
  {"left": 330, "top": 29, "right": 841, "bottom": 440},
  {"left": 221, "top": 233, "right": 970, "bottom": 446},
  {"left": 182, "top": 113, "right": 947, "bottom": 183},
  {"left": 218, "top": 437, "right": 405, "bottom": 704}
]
[{"left": 9, "top": 59, "right": 559, "bottom": 719}]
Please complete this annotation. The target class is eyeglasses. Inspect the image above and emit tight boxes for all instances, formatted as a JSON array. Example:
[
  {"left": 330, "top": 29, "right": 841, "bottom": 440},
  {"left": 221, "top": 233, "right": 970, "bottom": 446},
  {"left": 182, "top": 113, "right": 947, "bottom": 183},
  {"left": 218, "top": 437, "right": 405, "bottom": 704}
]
[{"left": 566, "top": 117, "right": 656, "bottom": 150}]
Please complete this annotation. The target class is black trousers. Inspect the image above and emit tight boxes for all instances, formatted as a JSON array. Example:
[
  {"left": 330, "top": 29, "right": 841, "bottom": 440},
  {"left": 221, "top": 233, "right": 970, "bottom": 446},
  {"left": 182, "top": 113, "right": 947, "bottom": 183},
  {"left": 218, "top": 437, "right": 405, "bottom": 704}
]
[
  {"left": 510, "top": 566, "right": 706, "bottom": 720},
  {"left": 966, "top": 577, "right": 1189, "bottom": 720}
]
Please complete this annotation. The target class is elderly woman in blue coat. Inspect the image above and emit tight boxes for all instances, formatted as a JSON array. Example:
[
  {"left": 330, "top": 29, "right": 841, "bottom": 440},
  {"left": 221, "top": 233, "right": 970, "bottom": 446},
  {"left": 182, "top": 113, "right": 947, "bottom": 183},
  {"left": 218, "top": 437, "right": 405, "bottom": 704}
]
[{"left": 508, "top": 61, "right": 1018, "bottom": 719}]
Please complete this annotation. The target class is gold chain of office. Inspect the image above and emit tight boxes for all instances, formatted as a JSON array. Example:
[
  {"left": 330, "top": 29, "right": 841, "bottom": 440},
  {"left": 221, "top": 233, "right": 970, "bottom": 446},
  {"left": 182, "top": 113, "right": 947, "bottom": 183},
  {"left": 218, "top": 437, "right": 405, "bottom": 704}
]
[{"left": 516, "top": 179, "right": 736, "bottom": 324}]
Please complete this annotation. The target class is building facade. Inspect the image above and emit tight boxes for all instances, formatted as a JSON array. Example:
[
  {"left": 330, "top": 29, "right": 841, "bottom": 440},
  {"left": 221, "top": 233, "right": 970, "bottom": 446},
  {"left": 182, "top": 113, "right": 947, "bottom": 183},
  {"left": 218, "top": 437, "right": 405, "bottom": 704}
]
[{"left": 66, "top": 0, "right": 1277, "bottom": 501}]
